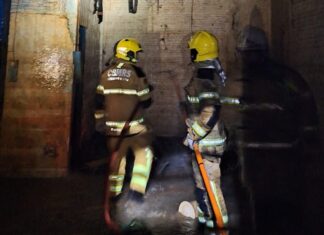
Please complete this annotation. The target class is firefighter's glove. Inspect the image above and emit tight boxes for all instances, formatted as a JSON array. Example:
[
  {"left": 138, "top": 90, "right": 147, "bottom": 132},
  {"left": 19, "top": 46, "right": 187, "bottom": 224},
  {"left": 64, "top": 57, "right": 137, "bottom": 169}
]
[
  {"left": 188, "top": 127, "right": 200, "bottom": 141},
  {"left": 184, "top": 133, "right": 197, "bottom": 150}
]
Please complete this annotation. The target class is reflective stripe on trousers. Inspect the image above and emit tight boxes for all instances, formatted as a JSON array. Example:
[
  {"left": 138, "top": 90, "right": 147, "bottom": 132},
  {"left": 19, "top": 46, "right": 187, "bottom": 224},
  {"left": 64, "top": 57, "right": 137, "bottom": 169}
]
[
  {"left": 130, "top": 147, "right": 153, "bottom": 194},
  {"left": 109, "top": 177, "right": 125, "bottom": 196},
  {"left": 210, "top": 181, "right": 228, "bottom": 226},
  {"left": 192, "top": 156, "right": 228, "bottom": 226},
  {"left": 109, "top": 157, "right": 126, "bottom": 197},
  {"left": 107, "top": 130, "right": 153, "bottom": 197}
]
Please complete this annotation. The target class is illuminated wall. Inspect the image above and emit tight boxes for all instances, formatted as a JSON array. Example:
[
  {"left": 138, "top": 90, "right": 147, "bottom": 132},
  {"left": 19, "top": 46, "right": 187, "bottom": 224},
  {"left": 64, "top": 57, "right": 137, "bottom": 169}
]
[
  {"left": 102, "top": 0, "right": 271, "bottom": 136},
  {"left": 0, "top": 0, "right": 78, "bottom": 176}
]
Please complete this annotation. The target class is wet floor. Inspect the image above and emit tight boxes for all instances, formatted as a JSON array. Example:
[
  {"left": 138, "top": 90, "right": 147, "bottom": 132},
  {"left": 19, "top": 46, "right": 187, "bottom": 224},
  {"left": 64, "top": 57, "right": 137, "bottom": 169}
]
[
  {"left": 0, "top": 136, "right": 322, "bottom": 235},
  {"left": 112, "top": 137, "right": 254, "bottom": 235}
]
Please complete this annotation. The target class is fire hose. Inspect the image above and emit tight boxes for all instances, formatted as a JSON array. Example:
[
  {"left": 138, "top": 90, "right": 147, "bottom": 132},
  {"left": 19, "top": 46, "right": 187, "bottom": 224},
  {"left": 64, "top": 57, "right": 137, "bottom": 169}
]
[
  {"left": 169, "top": 77, "right": 228, "bottom": 230},
  {"left": 103, "top": 101, "right": 142, "bottom": 235}
]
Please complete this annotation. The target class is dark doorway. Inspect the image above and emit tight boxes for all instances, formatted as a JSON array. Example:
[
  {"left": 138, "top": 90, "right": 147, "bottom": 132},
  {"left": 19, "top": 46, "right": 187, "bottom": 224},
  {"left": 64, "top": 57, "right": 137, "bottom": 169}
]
[
  {"left": 70, "top": 26, "right": 86, "bottom": 170},
  {"left": 0, "top": 0, "right": 11, "bottom": 122}
]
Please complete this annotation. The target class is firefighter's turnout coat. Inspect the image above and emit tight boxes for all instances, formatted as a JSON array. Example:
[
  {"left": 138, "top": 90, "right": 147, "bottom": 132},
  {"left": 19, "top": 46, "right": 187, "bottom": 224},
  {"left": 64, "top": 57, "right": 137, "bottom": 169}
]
[
  {"left": 95, "top": 58, "right": 153, "bottom": 197},
  {"left": 184, "top": 66, "right": 228, "bottom": 226}
]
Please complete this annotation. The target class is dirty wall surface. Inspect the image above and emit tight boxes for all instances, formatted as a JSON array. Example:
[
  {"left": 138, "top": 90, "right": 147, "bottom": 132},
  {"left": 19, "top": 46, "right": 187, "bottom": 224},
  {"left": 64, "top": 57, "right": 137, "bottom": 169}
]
[
  {"left": 102, "top": 0, "right": 271, "bottom": 136},
  {"left": 0, "top": 0, "right": 78, "bottom": 176}
]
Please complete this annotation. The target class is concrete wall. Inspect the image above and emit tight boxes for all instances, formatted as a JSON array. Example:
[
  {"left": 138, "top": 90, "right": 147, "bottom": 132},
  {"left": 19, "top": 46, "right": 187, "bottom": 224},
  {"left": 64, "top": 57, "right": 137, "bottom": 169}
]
[
  {"left": 102, "top": 0, "right": 271, "bottom": 136},
  {"left": 0, "top": 0, "right": 78, "bottom": 176}
]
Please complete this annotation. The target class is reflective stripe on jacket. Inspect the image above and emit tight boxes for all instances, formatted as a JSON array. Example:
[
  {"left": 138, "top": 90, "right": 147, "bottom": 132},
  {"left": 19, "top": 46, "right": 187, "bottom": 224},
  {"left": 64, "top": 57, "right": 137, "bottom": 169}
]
[{"left": 95, "top": 59, "right": 151, "bottom": 136}]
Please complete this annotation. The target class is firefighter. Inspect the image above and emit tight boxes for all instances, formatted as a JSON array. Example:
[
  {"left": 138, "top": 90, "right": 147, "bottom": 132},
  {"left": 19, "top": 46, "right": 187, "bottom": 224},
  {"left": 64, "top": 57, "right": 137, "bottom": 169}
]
[
  {"left": 178, "top": 31, "right": 228, "bottom": 229},
  {"left": 95, "top": 38, "right": 154, "bottom": 199}
]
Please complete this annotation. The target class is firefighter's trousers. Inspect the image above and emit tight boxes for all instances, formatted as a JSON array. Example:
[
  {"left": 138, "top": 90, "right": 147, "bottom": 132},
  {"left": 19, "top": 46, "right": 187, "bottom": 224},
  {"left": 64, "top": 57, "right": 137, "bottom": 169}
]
[
  {"left": 107, "top": 130, "right": 153, "bottom": 197},
  {"left": 192, "top": 154, "right": 228, "bottom": 225}
]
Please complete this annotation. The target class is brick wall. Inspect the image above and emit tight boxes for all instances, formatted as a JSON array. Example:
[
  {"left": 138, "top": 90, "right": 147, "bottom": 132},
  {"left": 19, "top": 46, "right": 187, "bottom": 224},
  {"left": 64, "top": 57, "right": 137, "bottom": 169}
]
[{"left": 102, "top": 0, "right": 271, "bottom": 136}]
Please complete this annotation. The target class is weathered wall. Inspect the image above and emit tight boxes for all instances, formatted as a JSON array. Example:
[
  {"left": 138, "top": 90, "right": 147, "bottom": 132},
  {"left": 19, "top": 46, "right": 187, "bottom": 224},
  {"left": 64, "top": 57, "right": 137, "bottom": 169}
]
[
  {"left": 0, "top": 0, "right": 12, "bottom": 121},
  {"left": 271, "top": 0, "right": 324, "bottom": 156},
  {"left": 271, "top": 1, "right": 324, "bottom": 233},
  {"left": 288, "top": 0, "right": 324, "bottom": 231},
  {"left": 79, "top": 0, "right": 101, "bottom": 138},
  {"left": 74, "top": 0, "right": 102, "bottom": 166},
  {"left": 287, "top": 0, "right": 324, "bottom": 152},
  {"left": 102, "top": 0, "right": 271, "bottom": 136},
  {"left": 0, "top": 0, "right": 78, "bottom": 176}
]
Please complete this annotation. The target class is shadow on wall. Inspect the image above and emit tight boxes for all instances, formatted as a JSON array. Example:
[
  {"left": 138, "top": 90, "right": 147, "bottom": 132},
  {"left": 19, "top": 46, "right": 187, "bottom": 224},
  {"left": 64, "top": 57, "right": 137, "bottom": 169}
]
[
  {"left": 235, "top": 25, "right": 321, "bottom": 235},
  {"left": 249, "top": 6, "right": 264, "bottom": 30}
]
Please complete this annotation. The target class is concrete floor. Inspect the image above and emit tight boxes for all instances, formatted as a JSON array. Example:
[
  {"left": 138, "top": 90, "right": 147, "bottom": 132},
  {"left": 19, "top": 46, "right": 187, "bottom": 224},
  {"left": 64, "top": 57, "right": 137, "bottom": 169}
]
[
  {"left": 0, "top": 137, "right": 323, "bottom": 235},
  {"left": 111, "top": 138, "right": 253, "bottom": 235}
]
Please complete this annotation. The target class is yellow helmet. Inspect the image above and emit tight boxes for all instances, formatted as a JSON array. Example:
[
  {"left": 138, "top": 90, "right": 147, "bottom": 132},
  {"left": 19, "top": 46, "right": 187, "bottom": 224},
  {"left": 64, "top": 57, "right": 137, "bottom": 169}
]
[
  {"left": 188, "top": 31, "right": 219, "bottom": 62},
  {"left": 115, "top": 38, "right": 143, "bottom": 63}
]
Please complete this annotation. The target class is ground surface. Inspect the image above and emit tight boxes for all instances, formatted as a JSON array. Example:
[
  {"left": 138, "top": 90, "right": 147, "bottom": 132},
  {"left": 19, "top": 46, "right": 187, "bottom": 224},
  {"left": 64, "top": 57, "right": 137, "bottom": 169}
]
[{"left": 0, "top": 137, "right": 323, "bottom": 235}]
